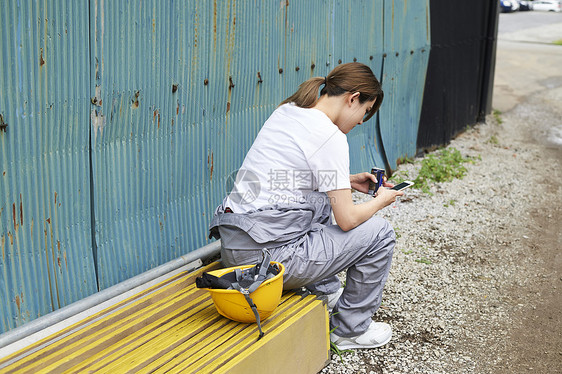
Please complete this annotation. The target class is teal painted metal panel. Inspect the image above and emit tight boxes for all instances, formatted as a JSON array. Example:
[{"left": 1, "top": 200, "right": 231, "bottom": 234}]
[
  {"left": 324, "top": 0, "right": 387, "bottom": 173},
  {"left": 90, "top": 0, "right": 430, "bottom": 288},
  {"left": 0, "top": 0, "right": 97, "bottom": 333},
  {"left": 380, "top": 0, "right": 431, "bottom": 169},
  {"left": 0, "top": 0, "right": 430, "bottom": 333}
]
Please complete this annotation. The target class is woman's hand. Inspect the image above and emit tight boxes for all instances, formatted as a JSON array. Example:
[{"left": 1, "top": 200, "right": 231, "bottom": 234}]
[
  {"left": 350, "top": 172, "right": 394, "bottom": 194},
  {"left": 349, "top": 172, "right": 376, "bottom": 194},
  {"left": 373, "top": 186, "right": 404, "bottom": 207},
  {"left": 327, "top": 186, "right": 404, "bottom": 232}
]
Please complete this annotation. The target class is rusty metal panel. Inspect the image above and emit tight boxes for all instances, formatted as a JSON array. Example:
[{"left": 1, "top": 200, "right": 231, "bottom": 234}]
[
  {"left": 87, "top": 0, "right": 277, "bottom": 288},
  {"left": 89, "top": 0, "right": 431, "bottom": 288},
  {"left": 0, "top": 0, "right": 431, "bottom": 334},
  {"left": 327, "top": 0, "right": 387, "bottom": 173},
  {"left": 0, "top": 1, "right": 97, "bottom": 333},
  {"left": 379, "top": 0, "right": 431, "bottom": 169}
]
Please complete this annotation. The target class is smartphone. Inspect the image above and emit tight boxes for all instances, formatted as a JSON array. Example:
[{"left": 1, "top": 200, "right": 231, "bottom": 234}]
[
  {"left": 391, "top": 181, "right": 414, "bottom": 191},
  {"left": 368, "top": 167, "right": 385, "bottom": 196}
]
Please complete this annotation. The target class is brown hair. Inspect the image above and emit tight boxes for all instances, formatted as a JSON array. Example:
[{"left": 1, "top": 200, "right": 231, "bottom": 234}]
[{"left": 280, "top": 62, "right": 384, "bottom": 122}]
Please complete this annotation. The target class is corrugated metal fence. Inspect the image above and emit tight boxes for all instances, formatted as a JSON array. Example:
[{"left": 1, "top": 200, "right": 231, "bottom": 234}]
[
  {"left": 0, "top": 0, "right": 430, "bottom": 334},
  {"left": 417, "top": 0, "right": 498, "bottom": 150}
]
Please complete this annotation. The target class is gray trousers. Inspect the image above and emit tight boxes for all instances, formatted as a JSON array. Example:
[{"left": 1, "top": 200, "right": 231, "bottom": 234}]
[{"left": 220, "top": 215, "right": 395, "bottom": 338}]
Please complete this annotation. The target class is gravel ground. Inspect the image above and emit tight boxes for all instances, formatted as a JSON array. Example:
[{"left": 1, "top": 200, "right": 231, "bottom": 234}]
[{"left": 320, "top": 84, "right": 562, "bottom": 373}]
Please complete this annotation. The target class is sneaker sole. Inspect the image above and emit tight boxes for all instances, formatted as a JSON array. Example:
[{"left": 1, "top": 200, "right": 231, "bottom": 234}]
[{"left": 331, "top": 331, "right": 392, "bottom": 350}]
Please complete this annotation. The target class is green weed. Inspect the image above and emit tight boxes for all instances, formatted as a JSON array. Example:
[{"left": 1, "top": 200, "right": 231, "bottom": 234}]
[
  {"left": 413, "top": 147, "right": 476, "bottom": 194},
  {"left": 397, "top": 156, "right": 414, "bottom": 165},
  {"left": 444, "top": 199, "right": 456, "bottom": 207},
  {"left": 401, "top": 249, "right": 413, "bottom": 255},
  {"left": 415, "top": 257, "right": 432, "bottom": 265},
  {"left": 390, "top": 171, "right": 409, "bottom": 185},
  {"left": 492, "top": 109, "right": 503, "bottom": 124},
  {"left": 487, "top": 135, "right": 499, "bottom": 145},
  {"left": 553, "top": 39, "right": 562, "bottom": 46},
  {"left": 329, "top": 323, "right": 352, "bottom": 359}
]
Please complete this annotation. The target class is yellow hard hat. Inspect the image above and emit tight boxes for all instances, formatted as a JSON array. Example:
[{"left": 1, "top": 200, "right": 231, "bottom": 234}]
[{"left": 205, "top": 261, "right": 285, "bottom": 324}]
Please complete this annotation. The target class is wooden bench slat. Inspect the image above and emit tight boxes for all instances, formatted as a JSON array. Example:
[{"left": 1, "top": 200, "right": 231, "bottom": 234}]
[
  {"left": 94, "top": 293, "right": 309, "bottom": 373},
  {"left": 0, "top": 263, "right": 220, "bottom": 373},
  {"left": 160, "top": 295, "right": 317, "bottom": 374},
  {"left": 0, "top": 263, "right": 329, "bottom": 374},
  {"left": 47, "top": 299, "right": 218, "bottom": 374}
]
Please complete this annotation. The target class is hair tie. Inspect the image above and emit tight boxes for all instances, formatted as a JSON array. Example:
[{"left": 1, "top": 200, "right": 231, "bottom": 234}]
[{"left": 324, "top": 76, "right": 328, "bottom": 86}]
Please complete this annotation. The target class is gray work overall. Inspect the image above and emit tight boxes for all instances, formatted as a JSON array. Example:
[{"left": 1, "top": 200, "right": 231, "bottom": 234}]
[{"left": 209, "top": 191, "right": 395, "bottom": 338}]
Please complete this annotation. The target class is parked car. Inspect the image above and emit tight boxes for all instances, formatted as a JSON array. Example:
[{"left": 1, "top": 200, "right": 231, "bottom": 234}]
[
  {"left": 500, "top": 0, "right": 518, "bottom": 12},
  {"left": 532, "top": 0, "right": 561, "bottom": 11},
  {"left": 519, "top": 1, "right": 534, "bottom": 10}
]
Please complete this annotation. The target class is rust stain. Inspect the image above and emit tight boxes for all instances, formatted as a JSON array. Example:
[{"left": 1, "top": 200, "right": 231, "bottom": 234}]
[
  {"left": 46, "top": 218, "right": 51, "bottom": 224},
  {"left": 57, "top": 256, "right": 61, "bottom": 268},
  {"left": 8, "top": 232, "right": 13, "bottom": 246},
  {"left": 0, "top": 114, "right": 7, "bottom": 132},
  {"left": 226, "top": 102, "right": 231, "bottom": 113},
  {"left": 20, "top": 194, "right": 23, "bottom": 225},
  {"left": 1, "top": 235, "right": 5, "bottom": 261},
  {"left": 30, "top": 218, "right": 34, "bottom": 237},
  {"left": 207, "top": 152, "right": 215, "bottom": 180},
  {"left": 15, "top": 295, "right": 21, "bottom": 312},
  {"left": 210, "top": 152, "right": 214, "bottom": 180},
  {"left": 39, "top": 48, "right": 45, "bottom": 66},
  {"left": 194, "top": 12, "right": 199, "bottom": 48},
  {"left": 153, "top": 109, "right": 161, "bottom": 129},
  {"left": 54, "top": 191, "right": 57, "bottom": 205},
  {"left": 57, "top": 240, "right": 61, "bottom": 251},
  {"left": 12, "top": 203, "right": 17, "bottom": 230},
  {"left": 213, "top": 0, "right": 217, "bottom": 47},
  {"left": 64, "top": 251, "right": 67, "bottom": 269},
  {"left": 132, "top": 91, "right": 140, "bottom": 109},
  {"left": 176, "top": 101, "right": 180, "bottom": 115}
]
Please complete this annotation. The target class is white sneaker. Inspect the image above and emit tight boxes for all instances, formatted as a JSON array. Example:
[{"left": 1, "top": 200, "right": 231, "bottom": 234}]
[
  {"left": 326, "top": 288, "right": 344, "bottom": 311},
  {"left": 330, "top": 321, "right": 392, "bottom": 350}
]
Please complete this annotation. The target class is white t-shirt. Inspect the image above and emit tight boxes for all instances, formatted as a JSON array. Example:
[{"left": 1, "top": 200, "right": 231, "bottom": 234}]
[{"left": 225, "top": 103, "right": 351, "bottom": 213}]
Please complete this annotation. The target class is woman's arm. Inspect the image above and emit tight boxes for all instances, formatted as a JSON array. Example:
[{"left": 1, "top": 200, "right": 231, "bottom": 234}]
[{"left": 327, "top": 173, "right": 403, "bottom": 231}]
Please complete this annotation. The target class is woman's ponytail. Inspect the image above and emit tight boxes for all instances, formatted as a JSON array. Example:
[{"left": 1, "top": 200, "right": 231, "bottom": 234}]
[
  {"left": 279, "top": 77, "right": 326, "bottom": 108},
  {"left": 280, "top": 62, "right": 383, "bottom": 120}
]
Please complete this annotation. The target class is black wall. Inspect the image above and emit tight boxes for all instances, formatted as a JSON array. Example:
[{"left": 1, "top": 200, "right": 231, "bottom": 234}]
[{"left": 417, "top": 0, "right": 499, "bottom": 152}]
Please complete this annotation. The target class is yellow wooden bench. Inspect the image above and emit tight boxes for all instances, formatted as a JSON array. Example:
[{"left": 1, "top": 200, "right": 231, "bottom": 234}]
[{"left": 0, "top": 263, "right": 330, "bottom": 373}]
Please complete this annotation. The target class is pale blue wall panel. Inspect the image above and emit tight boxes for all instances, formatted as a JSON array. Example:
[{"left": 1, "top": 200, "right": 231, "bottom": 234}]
[
  {"left": 0, "top": 0, "right": 430, "bottom": 333},
  {"left": 89, "top": 0, "right": 430, "bottom": 288},
  {"left": 380, "top": 0, "right": 431, "bottom": 168},
  {"left": 0, "top": 0, "right": 97, "bottom": 333}
]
